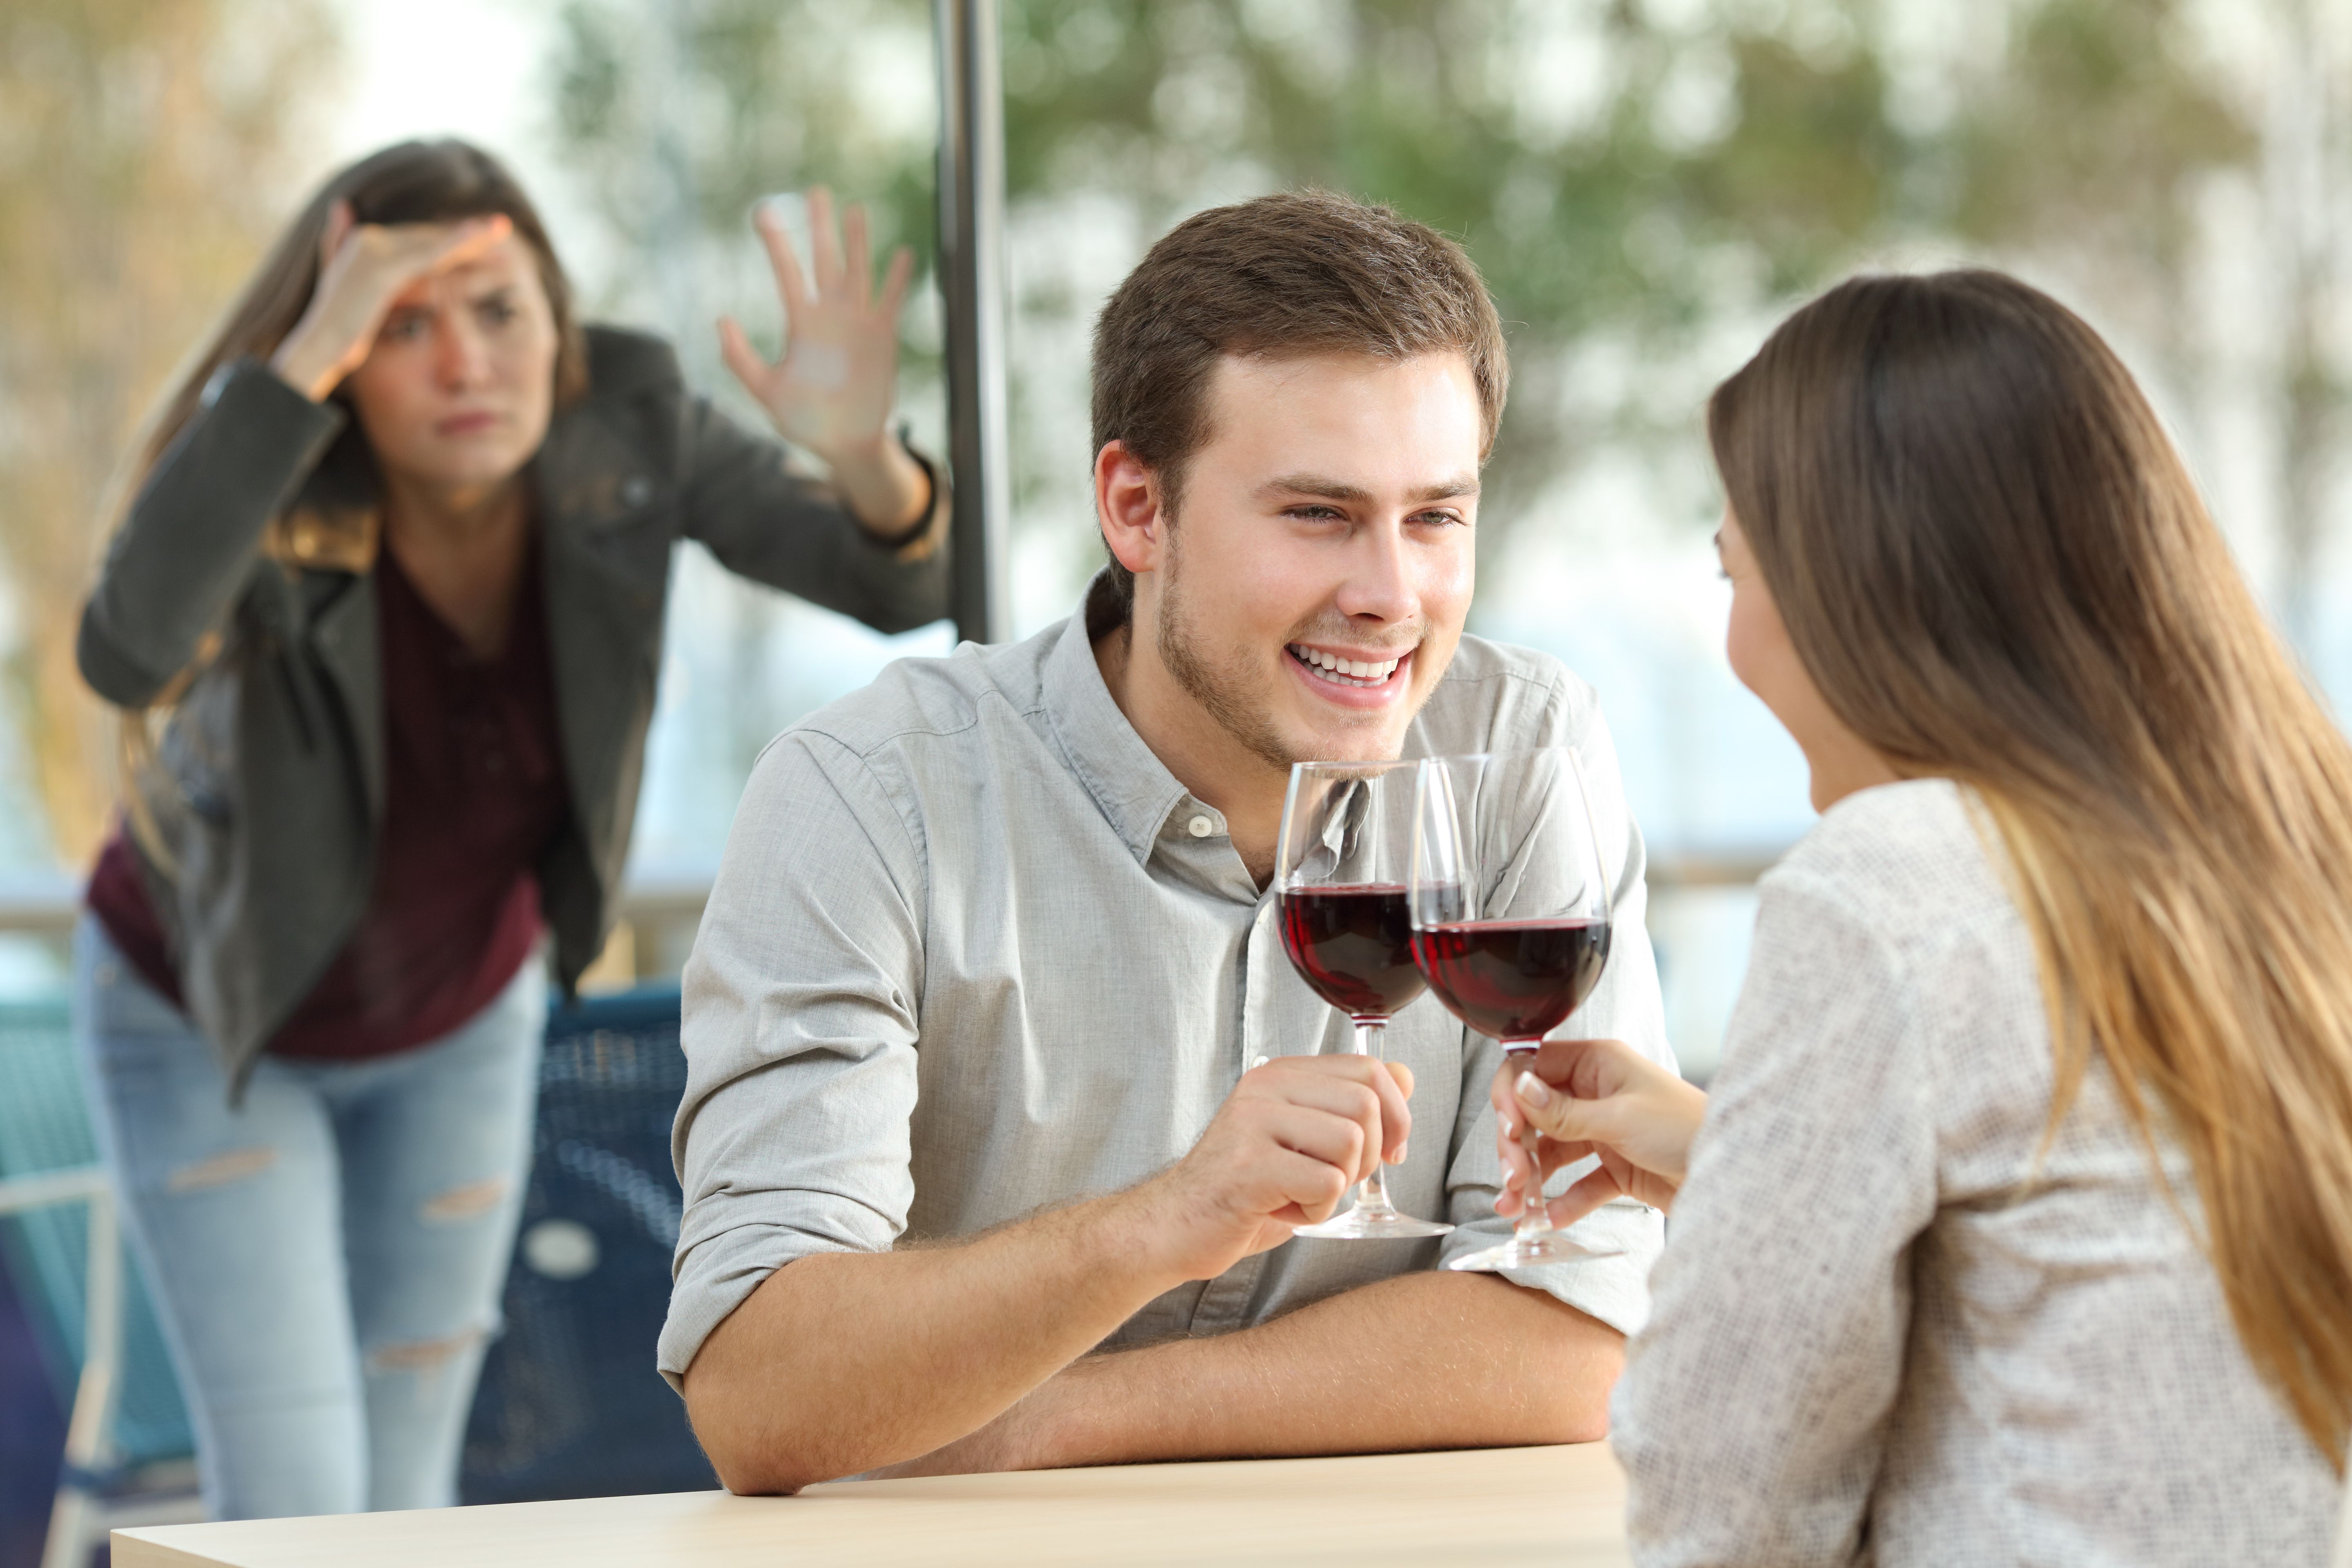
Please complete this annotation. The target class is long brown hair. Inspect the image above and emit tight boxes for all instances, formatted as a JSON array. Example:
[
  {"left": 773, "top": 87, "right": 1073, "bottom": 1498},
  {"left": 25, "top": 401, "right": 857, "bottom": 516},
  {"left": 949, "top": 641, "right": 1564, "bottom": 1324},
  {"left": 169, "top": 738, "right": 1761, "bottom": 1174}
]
[
  {"left": 105, "top": 140, "right": 588, "bottom": 853},
  {"left": 1709, "top": 269, "right": 2352, "bottom": 1470},
  {"left": 112, "top": 137, "right": 586, "bottom": 512}
]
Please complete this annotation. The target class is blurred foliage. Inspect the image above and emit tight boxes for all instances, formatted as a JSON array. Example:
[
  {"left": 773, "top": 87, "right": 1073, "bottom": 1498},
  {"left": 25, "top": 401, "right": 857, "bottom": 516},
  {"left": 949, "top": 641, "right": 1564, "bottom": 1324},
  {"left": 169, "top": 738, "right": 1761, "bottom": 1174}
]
[
  {"left": 1944, "top": 0, "right": 2255, "bottom": 371},
  {"left": 547, "top": 0, "right": 941, "bottom": 397},
  {"left": 548, "top": 0, "right": 2252, "bottom": 547},
  {"left": 551, "top": 0, "right": 938, "bottom": 257},
  {"left": 0, "top": 0, "right": 338, "bottom": 866}
]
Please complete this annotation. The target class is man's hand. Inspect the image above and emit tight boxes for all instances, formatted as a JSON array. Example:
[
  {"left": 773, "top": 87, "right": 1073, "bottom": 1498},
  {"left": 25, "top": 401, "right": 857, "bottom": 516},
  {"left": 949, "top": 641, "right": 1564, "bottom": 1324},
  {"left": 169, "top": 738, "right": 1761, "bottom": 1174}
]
[
  {"left": 1131, "top": 1054, "right": 1414, "bottom": 1283},
  {"left": 1494, "top": 1037, "right": 1705, "bottom": 1225},
  {"left": 687, "top": 1050, "right": 1419, "bottom": 1492}
]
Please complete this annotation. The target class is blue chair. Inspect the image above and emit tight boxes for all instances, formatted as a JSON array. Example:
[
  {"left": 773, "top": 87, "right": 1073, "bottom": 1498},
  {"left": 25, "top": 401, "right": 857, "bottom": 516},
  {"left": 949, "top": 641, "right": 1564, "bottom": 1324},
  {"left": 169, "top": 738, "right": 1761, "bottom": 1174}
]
[
  {"left": 0, "top": 982, "right": 715, "bottom": 1551},
  {"left": 460, "top": 984, "right": 716, "bottom": 1501},
  {"left": 0, "top": 999, "right": 196, "bottom": 1568}
]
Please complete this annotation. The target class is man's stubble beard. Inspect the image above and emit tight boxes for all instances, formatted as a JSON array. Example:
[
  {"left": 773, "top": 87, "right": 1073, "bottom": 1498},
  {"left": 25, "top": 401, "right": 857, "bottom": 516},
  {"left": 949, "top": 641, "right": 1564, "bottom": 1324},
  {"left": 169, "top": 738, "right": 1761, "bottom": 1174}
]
[
  {"left": 1156, "top": 539, "right": 1301, "bottom": 774},
  {"left": 1153, "top": 528, "right": 1428, "bottom": 773}
]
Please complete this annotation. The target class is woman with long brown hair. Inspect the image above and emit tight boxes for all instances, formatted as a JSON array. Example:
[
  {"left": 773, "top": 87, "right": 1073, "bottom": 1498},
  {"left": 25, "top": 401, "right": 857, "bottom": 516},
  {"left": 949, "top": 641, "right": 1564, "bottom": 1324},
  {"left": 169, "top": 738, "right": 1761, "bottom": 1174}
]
[
  {"left": 1496, "top": 270, "right": 2350, "bottom": 1561},
  {"left": 71, "top": 138, "right": 947, "bottom": 1519}
]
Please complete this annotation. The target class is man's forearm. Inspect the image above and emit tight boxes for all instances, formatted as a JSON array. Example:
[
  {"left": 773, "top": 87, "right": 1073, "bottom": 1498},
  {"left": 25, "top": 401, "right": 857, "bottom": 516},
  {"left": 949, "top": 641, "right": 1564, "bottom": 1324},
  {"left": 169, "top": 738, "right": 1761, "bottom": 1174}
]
[
  {"left": 683, "top": 1189, "right": 1180, "bottom": 1494},
  {"left": 885, "top": 1270, "right": 1623, "bottom": 1477}
]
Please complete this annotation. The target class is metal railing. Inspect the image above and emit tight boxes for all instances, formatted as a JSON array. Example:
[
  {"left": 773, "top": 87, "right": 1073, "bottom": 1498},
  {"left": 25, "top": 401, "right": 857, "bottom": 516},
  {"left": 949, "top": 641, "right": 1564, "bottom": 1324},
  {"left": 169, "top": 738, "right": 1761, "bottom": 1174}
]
[{"left": 0, "top": 853, "right": 1790, "bottom": 987}]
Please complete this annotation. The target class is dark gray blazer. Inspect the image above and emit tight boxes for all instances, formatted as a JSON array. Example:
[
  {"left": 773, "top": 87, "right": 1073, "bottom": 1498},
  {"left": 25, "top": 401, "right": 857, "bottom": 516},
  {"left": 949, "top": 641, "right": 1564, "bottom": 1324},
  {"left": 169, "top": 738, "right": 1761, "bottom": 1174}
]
[{"left": 78, "top": 325, "right": 950, "bottom": 1092}]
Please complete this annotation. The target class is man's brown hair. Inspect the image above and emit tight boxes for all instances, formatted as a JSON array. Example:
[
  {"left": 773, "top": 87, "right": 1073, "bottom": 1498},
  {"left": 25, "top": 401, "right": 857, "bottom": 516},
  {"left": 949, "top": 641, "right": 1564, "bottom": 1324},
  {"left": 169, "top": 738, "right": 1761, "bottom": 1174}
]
[{"left": 1089, "top": 189, "right": 1508, "bottom": 615}]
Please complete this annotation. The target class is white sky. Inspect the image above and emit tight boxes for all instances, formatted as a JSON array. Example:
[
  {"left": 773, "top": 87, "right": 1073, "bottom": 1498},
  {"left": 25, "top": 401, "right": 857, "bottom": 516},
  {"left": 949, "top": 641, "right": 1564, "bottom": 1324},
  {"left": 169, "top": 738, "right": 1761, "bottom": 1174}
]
[
  {"left": 323, "top": 0, "right": 546, "bottom": 163},
  {"left": 314, "top": 0, "right": 593, "bottom": 255}
]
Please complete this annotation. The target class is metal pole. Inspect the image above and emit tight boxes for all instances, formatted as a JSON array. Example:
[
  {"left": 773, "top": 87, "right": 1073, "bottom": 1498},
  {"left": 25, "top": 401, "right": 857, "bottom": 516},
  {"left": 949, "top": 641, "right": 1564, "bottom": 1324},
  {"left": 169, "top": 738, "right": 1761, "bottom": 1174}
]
[{"left": 934, "top": 0, "right": 1011, "bottom": 644}]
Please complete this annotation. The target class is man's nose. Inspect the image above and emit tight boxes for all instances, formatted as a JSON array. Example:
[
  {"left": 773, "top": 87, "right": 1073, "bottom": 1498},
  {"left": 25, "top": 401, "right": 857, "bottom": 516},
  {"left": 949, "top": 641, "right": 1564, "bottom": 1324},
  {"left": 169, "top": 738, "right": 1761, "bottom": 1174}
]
[{"left": 1335, "top": 520, "right": 1419, "bottom": 624}]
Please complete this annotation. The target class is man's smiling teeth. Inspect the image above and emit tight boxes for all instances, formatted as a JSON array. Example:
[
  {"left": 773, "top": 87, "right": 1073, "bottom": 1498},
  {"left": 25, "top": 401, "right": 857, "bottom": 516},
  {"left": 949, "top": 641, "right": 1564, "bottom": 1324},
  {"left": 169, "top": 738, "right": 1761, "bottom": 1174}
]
[{"left": 1289, "top": 645, "right": 1403, "bottom": 686}]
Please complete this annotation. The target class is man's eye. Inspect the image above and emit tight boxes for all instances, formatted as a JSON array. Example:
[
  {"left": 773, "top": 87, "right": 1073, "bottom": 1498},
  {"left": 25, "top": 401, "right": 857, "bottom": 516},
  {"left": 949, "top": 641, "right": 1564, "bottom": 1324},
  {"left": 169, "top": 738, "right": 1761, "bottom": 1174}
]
[
  {"left": 1286, "top": 505, "right": 1344, "bottom": 521},
  {"left": 382, "top": 315, "right": 428, "bottom": 342},
  {"left": 478, "top": 299, "right": 517, "bottom": 326},
  {"left": 1412, "top": 510, "right": 1464, "bottom": 527}
]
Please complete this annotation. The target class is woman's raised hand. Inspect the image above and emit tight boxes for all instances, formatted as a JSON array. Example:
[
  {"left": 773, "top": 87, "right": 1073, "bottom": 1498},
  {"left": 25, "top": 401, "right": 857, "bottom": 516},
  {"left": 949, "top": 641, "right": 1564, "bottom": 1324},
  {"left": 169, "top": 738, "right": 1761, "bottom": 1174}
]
[
  {"left": 270, "top": 201, "right": 513, "bottom": 402},
  {"left": 720, "top": 188, "right": 914, "bottom": 467},
  {"left": 1493, "top": 1036, "right": 1707, "bottom": 1226}
]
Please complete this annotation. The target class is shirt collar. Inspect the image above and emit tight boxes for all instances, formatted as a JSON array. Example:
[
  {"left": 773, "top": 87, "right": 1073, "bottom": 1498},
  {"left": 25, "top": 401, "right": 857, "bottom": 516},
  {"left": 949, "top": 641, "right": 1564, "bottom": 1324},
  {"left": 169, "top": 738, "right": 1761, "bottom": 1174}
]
[{"left": 1041, "top": 572, "right": 1199, "bottom": 866}]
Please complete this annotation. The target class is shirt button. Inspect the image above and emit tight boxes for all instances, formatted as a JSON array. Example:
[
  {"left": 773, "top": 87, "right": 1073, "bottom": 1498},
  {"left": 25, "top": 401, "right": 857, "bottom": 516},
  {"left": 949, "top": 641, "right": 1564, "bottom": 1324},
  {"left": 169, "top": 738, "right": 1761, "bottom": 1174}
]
[{"left": 1187, "top": 815, "right": 1215, "bottom": 838}]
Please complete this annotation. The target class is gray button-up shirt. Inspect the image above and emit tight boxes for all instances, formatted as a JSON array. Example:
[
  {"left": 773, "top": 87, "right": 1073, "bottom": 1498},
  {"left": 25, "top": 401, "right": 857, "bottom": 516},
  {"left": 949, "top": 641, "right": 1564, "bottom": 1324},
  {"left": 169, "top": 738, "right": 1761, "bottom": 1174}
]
[{"left": 660, "top": 586, "right": 1674, "bottom": 1389}]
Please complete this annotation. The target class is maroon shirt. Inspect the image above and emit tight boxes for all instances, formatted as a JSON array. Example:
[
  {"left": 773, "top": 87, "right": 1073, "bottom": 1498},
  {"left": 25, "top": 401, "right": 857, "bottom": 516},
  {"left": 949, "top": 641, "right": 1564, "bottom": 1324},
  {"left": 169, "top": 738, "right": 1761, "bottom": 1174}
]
[{"left": 88, "top": 534, "right": 570, "bottom": 1060}]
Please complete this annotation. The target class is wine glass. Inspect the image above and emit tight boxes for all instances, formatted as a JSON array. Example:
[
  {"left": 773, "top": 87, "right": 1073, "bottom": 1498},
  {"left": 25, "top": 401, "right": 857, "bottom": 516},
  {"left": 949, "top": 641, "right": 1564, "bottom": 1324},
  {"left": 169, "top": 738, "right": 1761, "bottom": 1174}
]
[
  {"left": 1273, "top": 760, "right": 1453, "bottom": 1239},
  {"left": 1410, "top": 747, "right": 1620, "bottom": 1271}
]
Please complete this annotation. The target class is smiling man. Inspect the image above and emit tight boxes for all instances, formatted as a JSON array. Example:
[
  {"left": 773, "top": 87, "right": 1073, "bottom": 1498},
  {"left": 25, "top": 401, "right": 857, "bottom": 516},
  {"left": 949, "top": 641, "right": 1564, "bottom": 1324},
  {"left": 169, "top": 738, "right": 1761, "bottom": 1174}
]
[{"left": 664, "top": 192, "right": 1675, "bottom": 1492}]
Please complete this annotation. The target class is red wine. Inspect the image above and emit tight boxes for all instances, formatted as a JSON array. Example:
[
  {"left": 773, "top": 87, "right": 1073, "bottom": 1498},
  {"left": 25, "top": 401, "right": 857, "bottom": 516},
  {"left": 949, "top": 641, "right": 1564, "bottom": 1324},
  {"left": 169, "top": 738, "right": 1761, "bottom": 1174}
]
[
  {"left": 1409, "top": 918, "right": 1612, "bottom": 1042},
  {"left": 1278, "top": 884, "right": 1428, "bottom": 1020}
]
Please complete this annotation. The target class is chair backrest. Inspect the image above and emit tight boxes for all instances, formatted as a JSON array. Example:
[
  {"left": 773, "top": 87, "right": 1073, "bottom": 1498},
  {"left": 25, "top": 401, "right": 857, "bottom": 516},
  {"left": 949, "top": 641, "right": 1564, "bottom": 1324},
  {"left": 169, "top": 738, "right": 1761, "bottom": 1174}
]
[
  {"left": 0, "top": 1000, "right": 193, "bottom": 1471},
  {"left": 461, "top": 984, "right": 716, "bottom": 1502}
]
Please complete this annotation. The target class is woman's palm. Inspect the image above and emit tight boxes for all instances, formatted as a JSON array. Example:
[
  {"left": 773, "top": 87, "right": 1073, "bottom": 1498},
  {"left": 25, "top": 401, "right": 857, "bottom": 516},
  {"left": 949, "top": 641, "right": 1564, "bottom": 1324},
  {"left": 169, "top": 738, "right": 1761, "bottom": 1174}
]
[{"left": 719, "top": 186, "right": 913, "bottom": 461}]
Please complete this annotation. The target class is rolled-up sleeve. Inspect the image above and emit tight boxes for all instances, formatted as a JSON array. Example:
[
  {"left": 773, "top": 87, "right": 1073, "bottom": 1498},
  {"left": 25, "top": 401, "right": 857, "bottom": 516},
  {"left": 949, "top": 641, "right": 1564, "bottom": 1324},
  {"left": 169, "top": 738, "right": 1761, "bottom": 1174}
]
[
  {"left": 1435, "top": 700, "right": 1674, "bottom": 1332},
  {"left": 659, "top": 729, "right": 928, "bottom": 1390}
]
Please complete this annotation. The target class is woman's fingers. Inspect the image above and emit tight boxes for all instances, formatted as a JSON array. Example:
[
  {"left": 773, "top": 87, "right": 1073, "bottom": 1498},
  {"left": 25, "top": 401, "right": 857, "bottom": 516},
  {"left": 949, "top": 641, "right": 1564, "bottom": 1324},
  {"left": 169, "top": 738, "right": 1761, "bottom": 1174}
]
[
  {"left": 1511, "top": 1047, "right": 1706, "bottom": 1203},
  {"left": 1492, "top": 1037, "right": 1612, "bottom": 1124},
  {"left": 807, "top": 186, "right": 845, "bottom": 297},
  {"left": 716, "top": 315, "right": 773, "bottom": 395},
  {"left": 1497, "top": 1125, "right": 1599, "bottom": 1211},
  {"left": 320, "top": 198, "right": 356, "bottom": 273},
  {"left": 1542, "top": 1165, "right": 1630, "bottom": 1230},
  {"left": 422, "top": 214, "right": 511, "bottom": 276},
  {"left": 843, "top": 203, "right": 873, "bottom": 307},
  {"left": 1513, "top": 1067, "right": 1613, "bottom": 1146},
  {"left": 754, "top": 203, "right": 813, "bottom": 314}
]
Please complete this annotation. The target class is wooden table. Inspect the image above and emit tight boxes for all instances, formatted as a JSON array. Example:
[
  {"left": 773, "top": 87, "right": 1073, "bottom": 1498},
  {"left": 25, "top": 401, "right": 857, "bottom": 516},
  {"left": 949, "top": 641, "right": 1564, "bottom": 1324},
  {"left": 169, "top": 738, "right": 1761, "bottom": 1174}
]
[{"left": 113, "top": 1443, "right": 1629, "bottom": 1566}]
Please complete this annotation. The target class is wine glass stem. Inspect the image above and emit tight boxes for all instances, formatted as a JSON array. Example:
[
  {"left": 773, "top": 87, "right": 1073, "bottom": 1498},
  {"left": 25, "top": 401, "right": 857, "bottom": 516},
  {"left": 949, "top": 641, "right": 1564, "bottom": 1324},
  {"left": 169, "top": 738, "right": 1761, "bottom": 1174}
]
[
  {"left": 1508, "top": 1045, "right": 1557, "bottom": 1241},
  {"left": 1349, "top": 1018, "right": 1400, "bottom": 1217}
]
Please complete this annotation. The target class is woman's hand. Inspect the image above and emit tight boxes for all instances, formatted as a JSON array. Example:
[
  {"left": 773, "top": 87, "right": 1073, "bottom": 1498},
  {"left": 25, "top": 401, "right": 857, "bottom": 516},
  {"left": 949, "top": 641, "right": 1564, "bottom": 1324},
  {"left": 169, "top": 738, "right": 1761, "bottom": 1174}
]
[
  {"left": 1493, "top": 1037, "right": 1708, "bottom": 1225},
  {"left": 719, "top": 187, "right": 928, "bottom": 535},
  {"left": 270, "top": 202, "right": 513, "bottom": 402}
]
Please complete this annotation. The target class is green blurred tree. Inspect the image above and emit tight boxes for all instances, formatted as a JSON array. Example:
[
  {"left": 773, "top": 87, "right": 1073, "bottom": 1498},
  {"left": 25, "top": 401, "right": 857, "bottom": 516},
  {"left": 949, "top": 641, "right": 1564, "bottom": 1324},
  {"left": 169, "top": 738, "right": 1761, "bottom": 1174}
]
[
  {"left": 546, "top": 0, "right": 2253, "bottom": 603},
  {"left": 0, "top": 0, "right": 339, "bottom": 867}
]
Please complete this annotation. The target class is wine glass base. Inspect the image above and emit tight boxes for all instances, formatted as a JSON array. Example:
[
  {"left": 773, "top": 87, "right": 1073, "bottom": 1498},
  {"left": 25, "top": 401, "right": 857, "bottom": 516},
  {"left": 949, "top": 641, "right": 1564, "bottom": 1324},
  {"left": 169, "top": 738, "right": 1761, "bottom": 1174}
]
[
  {"left": 1446, "top": 1232, "right": 1624, "bottom": 1270},
  {"left": 1293, "top": 1206, "right": 1454, "bottom": 1240}
]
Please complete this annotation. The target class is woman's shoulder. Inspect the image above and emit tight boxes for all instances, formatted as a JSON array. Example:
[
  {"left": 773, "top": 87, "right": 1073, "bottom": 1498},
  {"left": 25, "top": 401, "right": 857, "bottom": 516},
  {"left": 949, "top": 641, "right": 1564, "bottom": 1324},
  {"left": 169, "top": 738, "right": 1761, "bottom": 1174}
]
[
  {"left": 579, "top": 324, "right": 684, "bottom": 399},
  {"left": 1729, "top": 780, "right": 2045, "bottom": 1119},
  {"left": 1762, "top": 778, "right": 2016, "bottom": 951}
]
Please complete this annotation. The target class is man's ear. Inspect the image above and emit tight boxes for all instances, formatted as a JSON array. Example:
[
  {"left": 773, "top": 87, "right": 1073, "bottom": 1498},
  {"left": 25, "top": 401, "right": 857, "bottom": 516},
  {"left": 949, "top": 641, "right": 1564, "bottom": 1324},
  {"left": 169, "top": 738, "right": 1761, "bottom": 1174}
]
[{"left": 1094, "top": 440, "right": 1165, "bottom": 577}]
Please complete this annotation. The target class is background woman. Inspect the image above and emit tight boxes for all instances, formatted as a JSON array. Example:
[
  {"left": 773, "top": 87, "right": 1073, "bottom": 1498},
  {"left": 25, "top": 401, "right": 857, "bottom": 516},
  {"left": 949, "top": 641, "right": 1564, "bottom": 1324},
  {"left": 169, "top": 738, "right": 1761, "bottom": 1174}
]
[
  {"left": 1499, "top": 270, "right": 2350, "bottom": 1563},
  {"left": 73, "top": 138, "right": 947, "bottom": 1519}
]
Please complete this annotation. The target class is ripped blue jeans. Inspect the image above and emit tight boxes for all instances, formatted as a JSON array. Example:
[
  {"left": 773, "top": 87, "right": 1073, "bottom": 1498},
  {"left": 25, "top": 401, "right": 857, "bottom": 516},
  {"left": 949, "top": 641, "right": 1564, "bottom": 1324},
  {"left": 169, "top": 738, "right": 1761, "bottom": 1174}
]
[{"left": 71, "top": 915, "right": 543, "bottom": 1520}]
